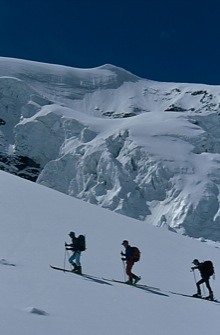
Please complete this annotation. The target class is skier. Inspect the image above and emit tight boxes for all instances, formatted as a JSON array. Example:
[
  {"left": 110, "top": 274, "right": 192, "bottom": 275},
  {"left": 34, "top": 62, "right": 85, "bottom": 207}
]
[
  {"left": 121, "top": 240, "right": 141, "bottom": 285},
  {"left": 65, "top": 232, "right": 83, "bottom": 274},
  {"left": 191, "top": 259, "right": 214, "bottom": 300}
]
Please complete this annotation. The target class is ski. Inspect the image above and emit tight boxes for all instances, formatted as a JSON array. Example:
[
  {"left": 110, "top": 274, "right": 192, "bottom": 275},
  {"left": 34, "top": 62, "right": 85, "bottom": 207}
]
[
  {"left": 170, "top": 291, "right": 220, "bottom": 303},
  {"left": 50, "top": 265, "right": 109, "bottom": 284},
  {"left": 50, "top": 265, "right": 83, "bottom": 275},
  {"left": 50, "top": 265, "right": 118, "bottom": 286},
  {"left": 102, "top": 278, "right": 161, "bottom": 291}
]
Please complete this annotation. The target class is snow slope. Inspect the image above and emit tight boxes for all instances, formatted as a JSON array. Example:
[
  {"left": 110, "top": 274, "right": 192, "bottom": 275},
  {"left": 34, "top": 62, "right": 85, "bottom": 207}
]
[
  {"left": 1, "top": 57, "right": 220, "bottom": 241},
  {"left": 0, "top": 170, "right": 220, "bottom": 335}
]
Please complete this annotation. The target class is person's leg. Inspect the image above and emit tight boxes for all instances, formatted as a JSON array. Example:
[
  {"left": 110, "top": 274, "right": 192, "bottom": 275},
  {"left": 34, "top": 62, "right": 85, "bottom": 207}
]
[
  {"left": 204, "top": 277, "right": 213, "bottom": 298},
  {"left": 68, "top": 252, "right": 77, "bottom": 270},
  {"left": 126, "top": 261, "right": 134, "bottom": 282},
  {"left": 196, "top": 278, "right": 204, "bottom": 295},
  {"left": 75, "top": 251, "right": 81, "bottom": 266},
  {"left": 69, "top": 252, "right": 76, "bottom": 264},
  {"left": 74, "top": 252, "right": 82, "bottom": 274},
  {"left": 205, "top": 279, "right": 212, "bottom": 293}
]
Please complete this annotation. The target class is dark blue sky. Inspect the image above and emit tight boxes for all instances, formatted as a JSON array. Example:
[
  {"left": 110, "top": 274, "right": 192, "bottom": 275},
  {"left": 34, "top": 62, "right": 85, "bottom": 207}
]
[{"left": 1, "top": 0, "right": 220, "bottom": 84}]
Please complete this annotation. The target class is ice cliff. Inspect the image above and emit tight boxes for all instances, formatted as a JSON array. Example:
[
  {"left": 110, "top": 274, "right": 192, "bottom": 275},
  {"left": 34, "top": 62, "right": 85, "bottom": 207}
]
[{"left": 1, "top": 57, "right": 220, "bottom": 241}]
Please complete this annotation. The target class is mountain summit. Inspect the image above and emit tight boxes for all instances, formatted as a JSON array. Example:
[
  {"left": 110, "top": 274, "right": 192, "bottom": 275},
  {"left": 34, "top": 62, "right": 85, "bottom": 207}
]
[{"left": 1, "top": 57, "right": 220, "bottom": 241}]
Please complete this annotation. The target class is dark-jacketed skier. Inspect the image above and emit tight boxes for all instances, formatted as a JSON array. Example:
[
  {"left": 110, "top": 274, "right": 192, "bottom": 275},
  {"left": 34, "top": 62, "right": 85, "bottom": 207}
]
[{"left": 191, "top": 259, "right": 214, "bottom": 300}]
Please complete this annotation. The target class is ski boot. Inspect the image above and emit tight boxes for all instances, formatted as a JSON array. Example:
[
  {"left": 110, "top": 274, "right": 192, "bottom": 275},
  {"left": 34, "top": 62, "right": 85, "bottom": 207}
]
[
  {"left": 71, "top": 262, "right": 76, "bottom": 272},
  {"left": 192, "top": 293, "right": 202, "bottom": 298},
  {"left": 205, "top": 293, "right": 214, "bottom": 301},
  {"left": 74, "top": 265, "right": 82, "bottom": 275},
  {"left": 134, "top": 276, "right": 141, "bottom": 284},
  {"left": 125, "top": 279, "right": 133, "bottom": 285}
]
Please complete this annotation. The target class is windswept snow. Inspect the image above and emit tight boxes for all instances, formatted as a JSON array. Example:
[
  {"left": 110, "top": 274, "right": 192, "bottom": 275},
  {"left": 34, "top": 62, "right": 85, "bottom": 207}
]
[
  {"left": 0, "top": 170, "right": 220, "bottom": 335},
  {"left": 1, "top": 57, "right": 220, "bottom": 241}
]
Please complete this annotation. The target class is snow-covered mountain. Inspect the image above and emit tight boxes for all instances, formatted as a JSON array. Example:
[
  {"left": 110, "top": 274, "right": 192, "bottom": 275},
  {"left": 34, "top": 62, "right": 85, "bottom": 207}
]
[{"left": 1, "top": 57, "right": 220, "bottom": 241}]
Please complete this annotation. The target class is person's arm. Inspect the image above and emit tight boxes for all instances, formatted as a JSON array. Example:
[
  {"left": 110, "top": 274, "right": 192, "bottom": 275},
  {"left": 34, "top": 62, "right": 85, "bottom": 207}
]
[
  {"left": 65, "top": 242, "right": 73, "bottom": 250},
  {"left": 120, "top": 250, "right": 126, "bottom": 261}
]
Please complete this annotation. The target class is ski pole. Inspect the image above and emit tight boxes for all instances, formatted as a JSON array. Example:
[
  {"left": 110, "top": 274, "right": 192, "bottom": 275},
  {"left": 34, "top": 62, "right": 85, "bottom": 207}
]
[
  {"left": 122, "top": 259, "right": 126, "bottom": 281},
  {"left": 192, "top": 269, "right": 197, "bottom": 284},
  {"left": 66, "top": 250, "right": 71, "bottom": 269},
  {"left": 64, "top": 244, "right": 67, "bottom": 270},
  {"left": 64, "top": 243, "right": 71, "bottom": 270}
]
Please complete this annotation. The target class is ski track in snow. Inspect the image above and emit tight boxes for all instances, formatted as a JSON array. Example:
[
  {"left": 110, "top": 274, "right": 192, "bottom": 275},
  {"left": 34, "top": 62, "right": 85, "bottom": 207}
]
[{"left": 1, "top": 170, "right": 220, "bottom": 334}]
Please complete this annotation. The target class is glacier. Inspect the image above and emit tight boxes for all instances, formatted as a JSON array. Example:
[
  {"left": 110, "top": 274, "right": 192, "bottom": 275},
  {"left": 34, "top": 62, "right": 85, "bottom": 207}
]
[{"left": 1, "top": 57, "right": 220, "bottom": 241}]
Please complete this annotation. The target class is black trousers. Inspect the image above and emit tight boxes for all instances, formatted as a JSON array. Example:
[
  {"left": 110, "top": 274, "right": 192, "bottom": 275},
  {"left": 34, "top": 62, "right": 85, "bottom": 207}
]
[{"left": 196, "top": 276, "right": 212, "bottom": 295}]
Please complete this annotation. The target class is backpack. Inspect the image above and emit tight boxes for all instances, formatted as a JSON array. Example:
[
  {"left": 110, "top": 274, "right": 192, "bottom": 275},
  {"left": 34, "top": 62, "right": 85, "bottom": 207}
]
[
  {"left": 203, "top": 260, "right": 214, "bottom": 276},
  {"left": 77, "top": 235, "right": 86, "bottom": 251},
  {"left": 131, "top": 247, "right": 140, "bottom": 262}
]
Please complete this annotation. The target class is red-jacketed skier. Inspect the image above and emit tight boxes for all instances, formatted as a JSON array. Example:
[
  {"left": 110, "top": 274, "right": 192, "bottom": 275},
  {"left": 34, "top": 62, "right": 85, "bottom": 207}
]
[{"left": 121, "top": 240, "right": 141, "bottom": 285}]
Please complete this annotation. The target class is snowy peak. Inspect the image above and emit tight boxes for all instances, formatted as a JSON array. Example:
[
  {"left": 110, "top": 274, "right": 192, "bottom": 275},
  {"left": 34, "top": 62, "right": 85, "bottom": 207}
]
[
  {"left": 1, "top": 57, "right": 220, "bottom": 241},
  {"left": 0, "top": 58, "right": 139, "bottom": 103}
]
